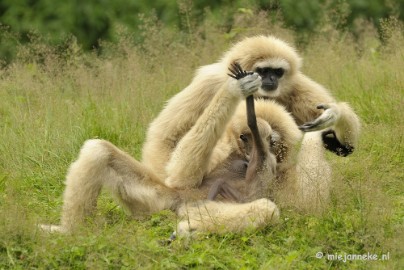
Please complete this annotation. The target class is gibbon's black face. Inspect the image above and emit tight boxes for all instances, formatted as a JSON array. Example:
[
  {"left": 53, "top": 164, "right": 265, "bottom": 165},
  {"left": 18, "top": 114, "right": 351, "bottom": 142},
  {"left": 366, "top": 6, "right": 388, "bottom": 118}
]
[{"left": 255, "top": 67, "right": 285, "bottom": 92}]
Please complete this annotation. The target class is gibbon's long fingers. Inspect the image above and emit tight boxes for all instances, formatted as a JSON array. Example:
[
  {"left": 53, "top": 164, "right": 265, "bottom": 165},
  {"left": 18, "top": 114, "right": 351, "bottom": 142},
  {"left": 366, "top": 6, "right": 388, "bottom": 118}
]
[
  {"left": 228, "top": 62, "right": 255, "bottom": 80},
  {"left": 299, "top": 109, "right": 337, "bottom": 132},
  {"left": 228, "top": 63, "right": 241, "bottom": 79},
  {"left": 227, "top": 70, "right": 238, "bottom": 79},
  {"left": 234, "top": 63, "right": 245, "bottom": 77}
]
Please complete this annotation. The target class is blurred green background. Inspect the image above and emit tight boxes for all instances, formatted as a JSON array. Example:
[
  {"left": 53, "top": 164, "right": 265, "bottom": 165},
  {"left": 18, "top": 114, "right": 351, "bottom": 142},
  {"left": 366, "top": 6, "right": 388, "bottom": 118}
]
[{"left": 0, "top": 0, "right": 403, "bottom": 63}]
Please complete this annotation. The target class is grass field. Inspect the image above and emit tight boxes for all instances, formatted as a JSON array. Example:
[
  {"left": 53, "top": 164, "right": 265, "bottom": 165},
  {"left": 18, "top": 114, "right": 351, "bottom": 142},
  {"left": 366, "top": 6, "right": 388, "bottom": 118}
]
[{"left": 0, "top": 15, "right": 403, "bottom": 269}]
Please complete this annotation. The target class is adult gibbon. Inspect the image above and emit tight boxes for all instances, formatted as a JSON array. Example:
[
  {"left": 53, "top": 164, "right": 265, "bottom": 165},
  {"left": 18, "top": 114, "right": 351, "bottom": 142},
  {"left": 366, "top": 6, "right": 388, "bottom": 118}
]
[{"left": 142, "top": 35, "right": 360, "bottom": 190}]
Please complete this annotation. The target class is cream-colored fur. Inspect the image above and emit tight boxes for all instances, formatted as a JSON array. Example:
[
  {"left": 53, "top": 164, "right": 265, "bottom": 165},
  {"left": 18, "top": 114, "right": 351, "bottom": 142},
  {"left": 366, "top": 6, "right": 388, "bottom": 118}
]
[{"left": 44, "top": 35, "right": 358, "bottom": 236}]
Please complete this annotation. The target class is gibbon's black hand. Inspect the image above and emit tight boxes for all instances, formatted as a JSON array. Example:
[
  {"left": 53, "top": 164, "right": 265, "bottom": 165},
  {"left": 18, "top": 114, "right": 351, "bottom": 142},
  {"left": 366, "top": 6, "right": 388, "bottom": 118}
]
[{"left": 228, "top": 62, "right": 254, "bottom": 79}]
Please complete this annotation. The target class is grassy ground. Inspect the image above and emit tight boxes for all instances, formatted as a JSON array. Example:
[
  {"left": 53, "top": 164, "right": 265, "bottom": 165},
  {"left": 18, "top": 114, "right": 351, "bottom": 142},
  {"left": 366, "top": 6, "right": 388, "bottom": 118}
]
[{"left": 0, "top": 15, "right": 403, "bottom": 269}]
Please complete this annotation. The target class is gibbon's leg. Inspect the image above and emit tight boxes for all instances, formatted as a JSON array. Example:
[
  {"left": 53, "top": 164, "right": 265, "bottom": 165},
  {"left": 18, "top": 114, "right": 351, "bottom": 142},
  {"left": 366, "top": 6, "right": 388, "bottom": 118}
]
[
  {"left": 298, "top": 103, "right": 361, "bottom": 156},
  {"left": 59, "top": 139, "right": 179, "bottom": 232},
  {"left": 176, "top": 198, "right": 279, "bottom": 236},
  {"left": 165, "top": 64, "right": 262, "bottom": 189},
  {"left": 279, "top": 131, "right": 331, "bottom": 213}
]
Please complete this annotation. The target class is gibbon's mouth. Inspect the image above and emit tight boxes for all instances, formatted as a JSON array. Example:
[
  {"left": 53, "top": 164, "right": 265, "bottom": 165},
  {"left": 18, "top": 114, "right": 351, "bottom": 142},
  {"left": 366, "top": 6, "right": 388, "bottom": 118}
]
[
  {"left": 257, "top": 87, "right": 280, "bottom": 98},
  {"left": 261, "top": 83, "right": 278, "bottom": 91}
]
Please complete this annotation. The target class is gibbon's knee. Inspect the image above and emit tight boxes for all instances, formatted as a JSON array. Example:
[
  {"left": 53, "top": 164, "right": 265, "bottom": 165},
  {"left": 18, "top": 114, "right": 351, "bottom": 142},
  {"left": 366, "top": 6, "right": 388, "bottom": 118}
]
[
  {"left": 61, "top": 139, "right": 114, "bottom": 230},
  {"left": 175, "top": 198, "right": 279, "bottom": 237},
  {"left": 57, "top": 139, "right": 181, "bottom": 232},
  {"left": 65, "top": 139, "right": 115, "bottom": 188}
]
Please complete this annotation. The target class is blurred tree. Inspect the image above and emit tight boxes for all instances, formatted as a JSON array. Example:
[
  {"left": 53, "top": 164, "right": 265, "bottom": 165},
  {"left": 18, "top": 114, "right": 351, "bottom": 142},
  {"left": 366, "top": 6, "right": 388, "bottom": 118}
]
[
  {"left": 0, "top": 0, "right": 110, "bottom": 48},
  {"left": 0, "top": 0, "right": 402, "bottom": 63}
]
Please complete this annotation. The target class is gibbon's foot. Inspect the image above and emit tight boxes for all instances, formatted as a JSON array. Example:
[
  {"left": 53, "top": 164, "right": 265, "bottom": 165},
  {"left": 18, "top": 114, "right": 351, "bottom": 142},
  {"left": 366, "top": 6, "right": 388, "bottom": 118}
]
[
  {"left": 228, "top": 62, "right": 262, "bottom": 98},
  {"left": 298, "top": 104, "right": 339, "bottom": 132},
  {"left": 175, "top": 198, "right": 280, "bottom": 237},
  {"left": 322, "top": 130, "right": 354, "bottom": 157}
]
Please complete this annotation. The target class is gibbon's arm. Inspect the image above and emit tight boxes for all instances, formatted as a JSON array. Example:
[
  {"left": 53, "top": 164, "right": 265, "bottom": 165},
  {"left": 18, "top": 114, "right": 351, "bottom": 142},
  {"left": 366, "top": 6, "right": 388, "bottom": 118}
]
[
  {"left": 284, "top": 73, "right": 360, "bottom": 156},
  {"left": 142, "top": 63, "right": 227, "bottom": 181},
  {"left": 165, "top": 68, "right": 262, "bottom": 189}
]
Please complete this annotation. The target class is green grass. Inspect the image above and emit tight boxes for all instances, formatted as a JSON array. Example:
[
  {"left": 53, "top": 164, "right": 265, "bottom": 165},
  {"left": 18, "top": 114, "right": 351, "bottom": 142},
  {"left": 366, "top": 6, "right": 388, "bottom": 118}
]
[{"left": 0, "top": 16, "right": 403, "bottom": 269}]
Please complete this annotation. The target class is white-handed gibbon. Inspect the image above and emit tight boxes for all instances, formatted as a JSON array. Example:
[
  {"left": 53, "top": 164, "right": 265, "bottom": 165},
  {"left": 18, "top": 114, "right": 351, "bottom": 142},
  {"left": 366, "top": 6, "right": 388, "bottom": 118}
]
[
  {"left": 142, "top": 35, "right": 360, "bottom": 190},
  {"left": 43, "top": 35, "right": 357, "bottom": 236}
]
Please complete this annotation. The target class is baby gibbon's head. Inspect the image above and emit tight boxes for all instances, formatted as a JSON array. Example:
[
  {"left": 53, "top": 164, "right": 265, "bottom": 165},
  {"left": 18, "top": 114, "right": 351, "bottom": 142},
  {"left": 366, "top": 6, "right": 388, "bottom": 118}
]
[
  {"left": 222, "top": 36, "right": 302, "bottom": 98},
  {"left": 230, "top": 99, "right": 302, "bottom": 163}
]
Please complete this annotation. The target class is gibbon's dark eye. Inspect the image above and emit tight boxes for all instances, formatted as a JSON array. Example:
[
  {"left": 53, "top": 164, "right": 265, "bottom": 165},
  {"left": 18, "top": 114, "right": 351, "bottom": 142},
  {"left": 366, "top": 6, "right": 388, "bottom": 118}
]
[
  {"left": 255, "top": 67, "right": 284, "bottom": 78},
  {"left": 240, "top": 134, "right": 248, "bottom": 142},
  {"left": 255, "top": 67, "right": 270, "bottom": 76},
  {"left": 274, "top": 68, "right": 284, "bottom": 77}
]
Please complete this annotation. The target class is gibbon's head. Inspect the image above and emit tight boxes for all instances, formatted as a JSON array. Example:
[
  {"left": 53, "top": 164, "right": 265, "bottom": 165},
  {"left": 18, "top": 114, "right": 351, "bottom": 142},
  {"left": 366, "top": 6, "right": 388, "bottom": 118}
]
[
  {"left": 222, "top": 35, "right": 302, "bottom": 98},
  {"left": 230, "top": 99, "right": 302, "bottom": 164}
]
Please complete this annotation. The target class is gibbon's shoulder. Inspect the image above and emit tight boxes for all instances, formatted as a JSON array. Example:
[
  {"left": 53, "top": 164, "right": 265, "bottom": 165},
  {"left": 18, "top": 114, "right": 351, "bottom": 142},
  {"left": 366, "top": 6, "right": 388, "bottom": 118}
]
[
  {"left": 220, "top": 35, "right": 303, "bottom": 72},
  {"left": 195, "top": 62, "right": 227, "bottom": 78}
]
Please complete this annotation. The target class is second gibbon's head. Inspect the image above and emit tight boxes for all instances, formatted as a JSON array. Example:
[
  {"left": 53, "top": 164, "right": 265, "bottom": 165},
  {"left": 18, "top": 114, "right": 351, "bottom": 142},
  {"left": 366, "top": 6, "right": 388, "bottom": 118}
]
[{"left": 222, "top": 35, "right": 302, "bottom": 98}]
